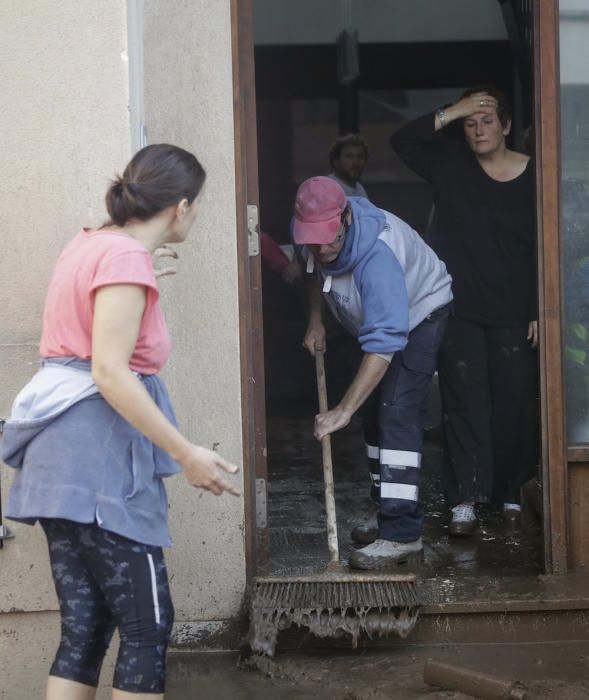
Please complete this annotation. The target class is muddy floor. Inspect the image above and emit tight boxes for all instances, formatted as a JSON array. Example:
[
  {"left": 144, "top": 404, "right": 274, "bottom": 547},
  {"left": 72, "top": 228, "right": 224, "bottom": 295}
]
[
  {"left": 262, "top": 411, "right": 542, "bottom": 588},
  {"left": 166, "top": 641, "right": 589, "bottom": 699}
]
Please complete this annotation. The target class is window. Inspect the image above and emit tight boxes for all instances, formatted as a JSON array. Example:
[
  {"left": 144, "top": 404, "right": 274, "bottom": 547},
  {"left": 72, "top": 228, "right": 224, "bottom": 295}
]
[{"left": 560, "top": 2, "right": 589, "bottom": 443}]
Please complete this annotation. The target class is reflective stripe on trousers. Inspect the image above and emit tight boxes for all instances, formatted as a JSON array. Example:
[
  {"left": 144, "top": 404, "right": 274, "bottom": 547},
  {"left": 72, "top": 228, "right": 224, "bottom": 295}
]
[{"left": 361, "top": 304, "right": 450, "bottom": 542}]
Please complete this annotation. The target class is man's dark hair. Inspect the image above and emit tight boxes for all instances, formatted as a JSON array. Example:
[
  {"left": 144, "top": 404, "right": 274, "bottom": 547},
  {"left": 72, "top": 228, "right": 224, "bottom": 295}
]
[
  {"left": 461, "top": 85, "right": 512, "bottom": 126},
  {"left": 328, "top": 134, "right": 368, "bottom": 168}
]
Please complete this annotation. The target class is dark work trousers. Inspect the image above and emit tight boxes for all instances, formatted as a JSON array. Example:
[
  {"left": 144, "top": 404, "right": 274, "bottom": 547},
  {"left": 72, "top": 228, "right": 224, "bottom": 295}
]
[
  {"left": 361, "top": 304, "right": 450, "bottom": 542},
  {"left": 438, "top": 317, "right": 539, "bottom": 506}
]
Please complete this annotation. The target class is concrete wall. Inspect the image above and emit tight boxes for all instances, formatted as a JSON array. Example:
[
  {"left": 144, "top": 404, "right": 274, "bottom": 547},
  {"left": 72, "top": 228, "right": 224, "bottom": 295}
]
[
  {"left": 0, "top": 0, "right": 131, "bottom": 614},
  {"left": 253, "top": 0, "right": 507, "bottom": 45},
  {"left": 0, "top": 0, "right": 245, "bottom": 694},
  {"left": 0, "top": 1, "right": 131, "bottom": 694},
  {"left": 141, "top": 0, "right": 246, "bottom": 634}
]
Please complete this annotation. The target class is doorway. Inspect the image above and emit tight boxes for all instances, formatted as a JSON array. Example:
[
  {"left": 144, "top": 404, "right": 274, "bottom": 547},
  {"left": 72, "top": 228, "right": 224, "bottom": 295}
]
[{"left": 239, "top": 0, "right": 551, "bottom": 590}]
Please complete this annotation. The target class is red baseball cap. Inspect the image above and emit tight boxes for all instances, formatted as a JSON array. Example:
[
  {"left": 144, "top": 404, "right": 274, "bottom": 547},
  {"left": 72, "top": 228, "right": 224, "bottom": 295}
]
[{"left": 292, "top": 176, "right": 348, "bottom": 245}]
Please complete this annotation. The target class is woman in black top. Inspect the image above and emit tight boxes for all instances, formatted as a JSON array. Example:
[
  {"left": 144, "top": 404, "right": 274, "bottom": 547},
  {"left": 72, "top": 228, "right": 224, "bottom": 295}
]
[{"left": 391, "top": 86, "right": 538, "bottom": 536}]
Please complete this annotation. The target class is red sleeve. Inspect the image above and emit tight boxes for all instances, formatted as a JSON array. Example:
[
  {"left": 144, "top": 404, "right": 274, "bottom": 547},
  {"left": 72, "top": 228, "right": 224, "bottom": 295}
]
[
  {"left": 89, "top": 249, "right": 159, "bottom": 296},
  {"left": 260, "top": 232, "right": 290, "bottom": 273}
]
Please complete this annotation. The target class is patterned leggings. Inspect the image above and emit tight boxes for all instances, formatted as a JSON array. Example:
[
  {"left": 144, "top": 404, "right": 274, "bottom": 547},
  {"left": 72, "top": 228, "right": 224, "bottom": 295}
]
[{"left": 41, "top": 519, "right": 174, "bottom": 694}]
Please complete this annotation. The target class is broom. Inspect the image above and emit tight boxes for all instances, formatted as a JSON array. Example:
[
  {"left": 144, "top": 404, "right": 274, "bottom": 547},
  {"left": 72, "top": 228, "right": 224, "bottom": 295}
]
[{"left": 247, "top": 350, "right": 420, "bottom": 657}]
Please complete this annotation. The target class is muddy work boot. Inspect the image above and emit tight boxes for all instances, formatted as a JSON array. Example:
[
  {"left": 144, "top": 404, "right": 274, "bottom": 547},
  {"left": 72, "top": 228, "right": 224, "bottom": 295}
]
[
  {"left": 350, "top": 514, "right": 378, "bottom": 544},
  {"left": 349, "top": 538, "right": 423, "bottom": 570},
  {"left": 448, "top": 503, "right": 478, "bottom": 538}
]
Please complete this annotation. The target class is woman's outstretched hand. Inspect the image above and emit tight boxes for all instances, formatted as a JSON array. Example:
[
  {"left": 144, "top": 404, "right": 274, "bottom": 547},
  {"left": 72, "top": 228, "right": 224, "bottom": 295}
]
[{"left": 178, "top": 444, "right": 241, "bottom": 496}]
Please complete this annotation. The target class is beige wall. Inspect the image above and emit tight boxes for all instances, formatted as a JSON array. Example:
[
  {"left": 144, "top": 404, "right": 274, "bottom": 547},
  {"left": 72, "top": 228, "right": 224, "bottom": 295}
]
[
  {"left": 141, "top": 0, "right": 246, "bottom": 626},
  {"left": 0, "top": 1, "right": 131, "bottom": 693},
  {"left": 0, "top": 612, "right": 118, "bottom": 700},
  {"left": 0, "top": 0, "right": 131, "bottom": 614},
  {"left": 0, "top": 0, "right": 245, "bottom": 692}
]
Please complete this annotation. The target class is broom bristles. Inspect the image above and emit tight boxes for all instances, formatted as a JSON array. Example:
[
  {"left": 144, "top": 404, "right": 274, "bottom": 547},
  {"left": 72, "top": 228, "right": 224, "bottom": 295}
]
[
  {"left": 248, "top": 578, "right": 420, "bottom": 656},
  {"left": 252, "top": 578, "right": 419, "bottom": 610}
]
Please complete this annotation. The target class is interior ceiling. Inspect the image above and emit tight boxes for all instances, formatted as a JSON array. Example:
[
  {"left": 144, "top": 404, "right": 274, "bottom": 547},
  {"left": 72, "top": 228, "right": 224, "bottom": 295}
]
[{"left": 253, "top": 0, "right": 508, "bottom": 46}]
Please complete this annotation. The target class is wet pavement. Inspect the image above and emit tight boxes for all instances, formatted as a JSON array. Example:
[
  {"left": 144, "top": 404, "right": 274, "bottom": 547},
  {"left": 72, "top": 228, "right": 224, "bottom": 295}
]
[
  {"left": 262, "top": 414, "right": 542, "bottom": 588},
  {"left": 166, "top": 641, "right": 589, "bottom": 699}
]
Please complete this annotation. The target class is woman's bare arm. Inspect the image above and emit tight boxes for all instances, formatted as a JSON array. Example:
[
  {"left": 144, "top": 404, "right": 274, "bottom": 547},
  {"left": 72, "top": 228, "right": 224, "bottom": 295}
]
[{"left": 91, "top": 284, "right": 239, "bottom": 496}]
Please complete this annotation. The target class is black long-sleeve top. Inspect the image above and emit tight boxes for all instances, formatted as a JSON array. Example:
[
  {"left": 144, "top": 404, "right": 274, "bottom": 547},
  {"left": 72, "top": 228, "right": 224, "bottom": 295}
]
[{"left": 391, "top": 112, "right": 537, "bottom": 326}]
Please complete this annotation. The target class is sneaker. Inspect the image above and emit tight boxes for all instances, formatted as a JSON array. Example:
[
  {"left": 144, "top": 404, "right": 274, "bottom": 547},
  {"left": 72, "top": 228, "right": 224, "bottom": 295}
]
[
  {"left": 350, "top": 514, "right": 378, "bottom": 544},
  {"left": 349, "top": 538, "right": 423, "bottom": 570},
  {"left": 448, "top": 503, "right": 478, "bottom": 538}
]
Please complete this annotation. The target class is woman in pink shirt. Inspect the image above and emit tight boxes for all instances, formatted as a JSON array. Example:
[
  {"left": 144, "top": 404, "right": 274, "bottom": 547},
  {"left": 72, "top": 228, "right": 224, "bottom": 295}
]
[{"left": 2, "top": 144, "right": 239, "bottom": 699}]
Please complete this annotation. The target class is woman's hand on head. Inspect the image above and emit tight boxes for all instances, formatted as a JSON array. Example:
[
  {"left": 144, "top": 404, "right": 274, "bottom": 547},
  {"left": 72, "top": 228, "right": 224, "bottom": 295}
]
[
  {"left": 451, "top": 92, "right": 498, "bottom": 120},
  {"left": 153, "top": 245, "right": 179, "bottom": 279},
  {"left": 178, "top": 444, "right": 241, "bottom": 496}
]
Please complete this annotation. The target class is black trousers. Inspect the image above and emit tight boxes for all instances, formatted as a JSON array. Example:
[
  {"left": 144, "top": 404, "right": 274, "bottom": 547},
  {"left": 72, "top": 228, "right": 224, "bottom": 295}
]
[
  {"left": 438, "top": 316, "right": 539, "bottom": 506},
  {"left": 362, "top": 304, "right": 450, "bottom": 541}
]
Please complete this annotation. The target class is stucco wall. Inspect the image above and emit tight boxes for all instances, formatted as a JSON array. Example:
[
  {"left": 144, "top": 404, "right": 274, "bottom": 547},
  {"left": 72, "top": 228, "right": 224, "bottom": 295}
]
[
  {"left": 0, "top": 0, "right": 131, "bottom": 613},
  {"left": 0, "top": 1, "right": 131, "bottom": 694},
  {"left": 0, "top": 0, "right": 245, "bottom": 691},
  {"left": 0, "top": 612, "right": 118, "bottom": 700},
  {"left": 141, "top": 0, "right": 246, "bottom": 628}
]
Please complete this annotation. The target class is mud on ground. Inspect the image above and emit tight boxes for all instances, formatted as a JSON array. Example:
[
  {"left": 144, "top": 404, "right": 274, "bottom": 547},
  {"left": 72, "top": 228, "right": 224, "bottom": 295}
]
[{"left": 167, "top": 641, "right": 589, "bottom": 699}]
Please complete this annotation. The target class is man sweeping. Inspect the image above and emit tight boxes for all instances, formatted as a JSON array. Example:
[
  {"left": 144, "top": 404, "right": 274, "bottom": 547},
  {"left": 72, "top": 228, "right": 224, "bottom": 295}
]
[{"left": 293, "top": 176, "right": 452, "bottom": 570}]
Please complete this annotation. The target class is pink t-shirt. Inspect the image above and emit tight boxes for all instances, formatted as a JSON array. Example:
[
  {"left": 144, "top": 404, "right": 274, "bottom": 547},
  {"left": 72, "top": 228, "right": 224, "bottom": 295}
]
[{"left": 40, "top": 229, "right": 171, "bottom": 374}]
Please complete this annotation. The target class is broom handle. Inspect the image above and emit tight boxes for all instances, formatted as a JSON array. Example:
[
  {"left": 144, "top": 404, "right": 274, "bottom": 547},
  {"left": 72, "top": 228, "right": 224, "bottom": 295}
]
[{"left": 315, "top": 350, "right": 339, "bottom": 563}]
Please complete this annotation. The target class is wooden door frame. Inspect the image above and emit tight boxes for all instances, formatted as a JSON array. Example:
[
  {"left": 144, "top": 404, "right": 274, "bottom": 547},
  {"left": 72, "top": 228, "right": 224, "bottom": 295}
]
[
  {"left": 231, "top": 0, "right": 268, "bottom": 580},
  {"left": 535, "top": 0, "right": 569, "bottom": 574},
  {"left": 232, "top": 0, "right": 571, "bottom": 578}
]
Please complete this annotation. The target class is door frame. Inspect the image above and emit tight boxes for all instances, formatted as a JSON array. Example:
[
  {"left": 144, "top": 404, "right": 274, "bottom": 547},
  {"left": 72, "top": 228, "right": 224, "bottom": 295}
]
[
  {"left": 231, "top": 0, "right": 268, "bottom": 579},
  {"left": 535, "top": 0, "right": 569, "bottom": 575},
  {"left": 232, "top": 0, "right": 570, "bottom": 578}
]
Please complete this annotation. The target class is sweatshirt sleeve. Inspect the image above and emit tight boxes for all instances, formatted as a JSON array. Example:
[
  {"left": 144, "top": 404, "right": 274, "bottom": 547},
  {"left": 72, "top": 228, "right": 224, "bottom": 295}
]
[
  {"left": 356, "top": 241, "right": 409, "bottom": 360},
  {"left": 390, "top": 112, "right": 453, "bottom": 183}
]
